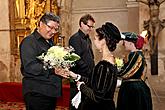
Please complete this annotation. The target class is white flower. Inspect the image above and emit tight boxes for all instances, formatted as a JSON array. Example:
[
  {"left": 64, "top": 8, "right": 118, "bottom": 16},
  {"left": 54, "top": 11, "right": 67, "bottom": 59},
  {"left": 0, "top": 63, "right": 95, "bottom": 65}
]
[
  {"left": 48, "top": 46, "right": 68, "bottom": 59},
  {"left": 37, "top": 46, "right": 80, "bottom": 70}
]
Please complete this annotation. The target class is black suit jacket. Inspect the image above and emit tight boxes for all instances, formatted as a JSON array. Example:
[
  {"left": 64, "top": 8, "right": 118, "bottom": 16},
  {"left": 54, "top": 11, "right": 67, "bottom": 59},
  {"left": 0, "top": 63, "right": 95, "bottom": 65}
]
[
  {"left": 69, "top": 29, "right": 95, "bottom": 78},
  {"left": 19, "top": 29, "right": 62, "bottom": 97}
]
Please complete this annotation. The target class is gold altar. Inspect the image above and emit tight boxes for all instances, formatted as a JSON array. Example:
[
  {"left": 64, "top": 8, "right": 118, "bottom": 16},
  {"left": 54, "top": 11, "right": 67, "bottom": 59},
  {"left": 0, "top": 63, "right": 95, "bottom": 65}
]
[{"left": 7, "top": 0, "right": 64, "bottom": 82}]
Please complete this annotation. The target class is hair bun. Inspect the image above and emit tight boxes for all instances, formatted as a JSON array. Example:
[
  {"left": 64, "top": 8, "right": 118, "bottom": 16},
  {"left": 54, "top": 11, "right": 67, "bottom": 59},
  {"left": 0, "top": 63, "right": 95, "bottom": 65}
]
[{"left": 102, "top": 22, "right": 121, "bottom": 43}]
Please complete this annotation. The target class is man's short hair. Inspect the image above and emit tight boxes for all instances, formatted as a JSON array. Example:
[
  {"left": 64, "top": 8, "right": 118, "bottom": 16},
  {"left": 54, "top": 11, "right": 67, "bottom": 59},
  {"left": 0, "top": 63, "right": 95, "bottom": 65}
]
[
  {"left": 39, "top": 12, "right": 60, "bottom": 25},
  {"left": 79, "top": 14, "right": 95, "bottom": 27}
]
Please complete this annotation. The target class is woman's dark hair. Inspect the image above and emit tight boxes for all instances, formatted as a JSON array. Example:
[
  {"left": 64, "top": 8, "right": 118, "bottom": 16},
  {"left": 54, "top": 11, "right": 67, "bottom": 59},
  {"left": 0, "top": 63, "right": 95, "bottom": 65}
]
[{"left": 96, "top": 22, "right": 121, "bottom": 52}]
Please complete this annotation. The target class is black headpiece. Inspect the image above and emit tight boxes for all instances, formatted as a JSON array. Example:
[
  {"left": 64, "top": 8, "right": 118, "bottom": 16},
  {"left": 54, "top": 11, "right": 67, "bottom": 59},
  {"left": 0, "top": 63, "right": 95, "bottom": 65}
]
[
  {"left": 121, "top": 32, "right": 138, "bottom": 43},
  {"left": 101, "top": 22, "right": 121, "bottom": 43}
]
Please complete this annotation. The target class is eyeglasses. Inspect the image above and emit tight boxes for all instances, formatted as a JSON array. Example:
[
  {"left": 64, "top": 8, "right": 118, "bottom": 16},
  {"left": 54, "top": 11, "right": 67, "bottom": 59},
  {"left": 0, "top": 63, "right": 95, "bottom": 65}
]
[
  {"left": 45, "top": 24, "right": 59, "bottom": 32},
  {"left": 86, "top": 24, "right": 94, "bottom": 28}
]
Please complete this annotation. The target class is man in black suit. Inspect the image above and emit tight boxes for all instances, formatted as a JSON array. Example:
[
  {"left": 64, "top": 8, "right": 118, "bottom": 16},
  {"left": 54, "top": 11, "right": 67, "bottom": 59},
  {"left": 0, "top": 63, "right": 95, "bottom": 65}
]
[
  {"left": 20, "top": 12, "right": 67, "bottom": 110},
  {"left": 69, "top": 14, "right": 95, "bottom": 110}
]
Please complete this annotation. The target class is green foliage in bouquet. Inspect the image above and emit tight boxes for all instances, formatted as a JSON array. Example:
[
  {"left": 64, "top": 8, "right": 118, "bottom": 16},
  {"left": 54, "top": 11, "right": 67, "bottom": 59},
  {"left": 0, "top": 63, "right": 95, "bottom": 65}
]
[{"left": 64, "top": 53, "right": 80, "bottom": 62}]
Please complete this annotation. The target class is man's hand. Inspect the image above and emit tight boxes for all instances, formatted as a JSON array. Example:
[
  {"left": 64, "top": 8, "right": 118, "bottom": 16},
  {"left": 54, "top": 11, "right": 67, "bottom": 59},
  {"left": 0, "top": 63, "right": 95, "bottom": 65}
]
[
  {"left": 54, "top": 67, "right": 70, "bottom": 78},
  {"left": 69, "top": 71, "right": 78, "bottom": 80}
]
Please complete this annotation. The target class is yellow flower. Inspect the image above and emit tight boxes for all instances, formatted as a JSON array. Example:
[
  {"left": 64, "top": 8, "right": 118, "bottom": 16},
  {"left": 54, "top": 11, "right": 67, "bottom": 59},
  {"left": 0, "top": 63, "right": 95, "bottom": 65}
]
[{"left": 115, "top": 57, "right": 124, "bottom": 69}]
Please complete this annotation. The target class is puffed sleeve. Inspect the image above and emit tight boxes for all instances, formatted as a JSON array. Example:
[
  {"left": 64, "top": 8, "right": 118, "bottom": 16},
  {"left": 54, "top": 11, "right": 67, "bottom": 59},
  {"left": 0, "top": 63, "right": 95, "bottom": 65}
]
[{"left": 79, "top": 62, "right": 117, "bottom": 102}]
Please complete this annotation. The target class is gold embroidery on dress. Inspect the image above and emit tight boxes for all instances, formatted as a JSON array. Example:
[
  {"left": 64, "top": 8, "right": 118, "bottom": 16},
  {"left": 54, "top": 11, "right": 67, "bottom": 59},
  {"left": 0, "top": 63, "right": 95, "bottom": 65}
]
[{"left": 122, "top": 53, "right": 143, "bottom": 79}]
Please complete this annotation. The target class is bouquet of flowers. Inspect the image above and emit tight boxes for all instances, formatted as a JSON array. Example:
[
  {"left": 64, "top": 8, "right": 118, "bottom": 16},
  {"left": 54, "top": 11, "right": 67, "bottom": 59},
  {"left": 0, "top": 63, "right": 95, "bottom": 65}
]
[
  {"left": 115, "top": 57, "right": 124, "bottom": 71},
  {"left": 37, "top": 46, "right": 80, "bottom": 70}
]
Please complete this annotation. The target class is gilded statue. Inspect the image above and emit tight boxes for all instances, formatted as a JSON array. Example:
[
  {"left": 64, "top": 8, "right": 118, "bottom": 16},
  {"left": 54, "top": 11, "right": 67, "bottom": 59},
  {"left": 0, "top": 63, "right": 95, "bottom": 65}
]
[
  {"left": 15, "top": 0, "right": 60, "bottom": 32},
  {"left": 51, "top": 0, "right": 59, "bottom": 15},
  {"left": 25, "top": 0, "right": 46, "bottom": 31}
]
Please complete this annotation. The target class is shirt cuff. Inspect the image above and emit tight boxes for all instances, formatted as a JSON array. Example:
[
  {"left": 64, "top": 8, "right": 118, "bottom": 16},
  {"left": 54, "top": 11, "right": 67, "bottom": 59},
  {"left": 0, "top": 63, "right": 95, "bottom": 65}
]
[
  {"left": 77, "top": 82, "right": 84, "bottom": 91},
  {"left": 75, "top": 74, "right": 81, "bottom": 82}
]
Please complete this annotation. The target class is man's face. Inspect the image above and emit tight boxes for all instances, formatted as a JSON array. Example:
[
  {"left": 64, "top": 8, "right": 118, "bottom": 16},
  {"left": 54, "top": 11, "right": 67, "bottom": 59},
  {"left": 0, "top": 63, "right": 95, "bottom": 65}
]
[
  {"left": 123, "top": 40, "right": 132, "bottom": 51},
  {"left": 80, "top": 20, "right": 95, "bottom": 35},
  {"left": 39, "top": 20, "right": 59, "bottom": 40}
]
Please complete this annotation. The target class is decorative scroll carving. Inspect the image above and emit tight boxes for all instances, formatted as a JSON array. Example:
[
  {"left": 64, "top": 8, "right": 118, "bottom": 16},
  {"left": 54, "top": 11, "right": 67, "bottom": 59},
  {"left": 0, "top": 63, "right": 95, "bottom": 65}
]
[{"left": 51, "top": 0, "right": 59, "bottom": 15}]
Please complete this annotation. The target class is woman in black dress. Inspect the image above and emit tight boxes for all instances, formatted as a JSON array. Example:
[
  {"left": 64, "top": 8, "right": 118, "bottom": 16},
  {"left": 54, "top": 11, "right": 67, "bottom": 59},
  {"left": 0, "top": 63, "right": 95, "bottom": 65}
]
[
  {"left": 69, "top": 22, "right": 121, "bottom": 110},
  {"left": 116, "top": 32, "right": 153, "bottom": 110}
]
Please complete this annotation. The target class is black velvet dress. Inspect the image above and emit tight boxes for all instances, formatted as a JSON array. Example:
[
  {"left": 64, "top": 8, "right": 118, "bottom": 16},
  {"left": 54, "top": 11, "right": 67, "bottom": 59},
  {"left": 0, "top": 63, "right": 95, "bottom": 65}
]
[
  {"left": 116, "top": 51, "right": 152, "bottom": 110},
  {"left": 78, "top": 60, "right": 117, "bottom": 110}
]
